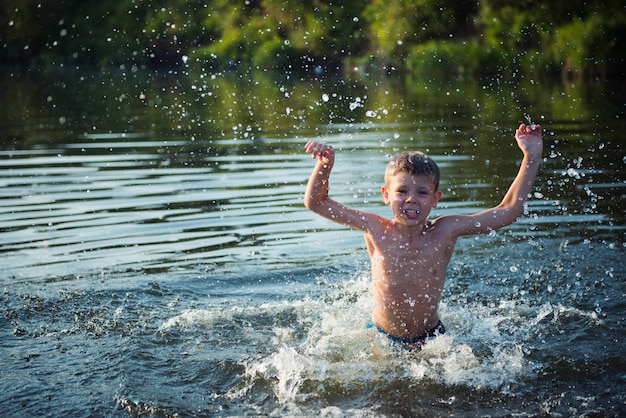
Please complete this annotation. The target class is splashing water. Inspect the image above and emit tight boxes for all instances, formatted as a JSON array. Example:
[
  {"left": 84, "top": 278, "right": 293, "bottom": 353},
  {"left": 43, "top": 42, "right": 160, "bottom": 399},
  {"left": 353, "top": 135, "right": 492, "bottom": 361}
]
[
  {"left": 213, "top": 273, "right": 540, "bottom": 412},
  {"left": 524, "top": 113, "right": 532, "bottom": 124},
  {"left": 524, "top": 113, "right": 537, "bottom": 130},
  {"left": 349, "top": 97, "right": 363, "bottom": 111}
]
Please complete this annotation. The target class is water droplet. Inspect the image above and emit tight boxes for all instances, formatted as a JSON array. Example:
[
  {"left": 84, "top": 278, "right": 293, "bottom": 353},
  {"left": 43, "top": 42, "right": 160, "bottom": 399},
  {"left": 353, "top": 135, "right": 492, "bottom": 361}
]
[
  {"left": 474, "top": 222, "right": 481, "bottom": 228},
  {"left": 510, "top": 265, "right": 518, "bottom": 273},
  {"left": 349, "top": 97, "right": 362, "bottom": 111},
  {"left": 322, "top": 93, "right": 329, "bottom": 102},
  {"left": 524, "top": 113, "right": 532, "bottom": 125}
]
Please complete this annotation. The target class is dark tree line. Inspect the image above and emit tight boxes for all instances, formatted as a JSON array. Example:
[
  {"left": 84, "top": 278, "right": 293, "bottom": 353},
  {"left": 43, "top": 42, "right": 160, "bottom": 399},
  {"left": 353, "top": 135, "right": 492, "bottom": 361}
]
[{"left": 1, "top": 0, "right": 623, "bottom": 79}]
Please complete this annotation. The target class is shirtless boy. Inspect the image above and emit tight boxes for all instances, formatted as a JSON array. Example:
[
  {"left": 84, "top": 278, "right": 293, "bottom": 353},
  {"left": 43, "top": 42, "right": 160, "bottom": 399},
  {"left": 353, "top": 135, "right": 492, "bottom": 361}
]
[{"left": 304, "top": 124, "right": 543, "bottom": 347}]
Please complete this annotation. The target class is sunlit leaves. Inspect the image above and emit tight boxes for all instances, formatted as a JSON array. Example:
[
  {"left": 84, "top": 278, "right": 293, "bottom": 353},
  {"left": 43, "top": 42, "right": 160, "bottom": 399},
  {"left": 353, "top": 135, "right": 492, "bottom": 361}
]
[{"left": 0, "top": 0, "right": 623, "bottom": 78}]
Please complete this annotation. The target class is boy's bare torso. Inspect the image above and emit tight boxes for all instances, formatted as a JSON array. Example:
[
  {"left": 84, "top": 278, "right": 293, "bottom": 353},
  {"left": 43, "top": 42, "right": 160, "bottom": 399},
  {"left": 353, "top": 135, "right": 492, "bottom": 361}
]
[
  {"left": 364, "top": 216, "right": 456, "bottom": 338},
  {"left": 304, "top": 124, "right": 542, "bottom": 343}
]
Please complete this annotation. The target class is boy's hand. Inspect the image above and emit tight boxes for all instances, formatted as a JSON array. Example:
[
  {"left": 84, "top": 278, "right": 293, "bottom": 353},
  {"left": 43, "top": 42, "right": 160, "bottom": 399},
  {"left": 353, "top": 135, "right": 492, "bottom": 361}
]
[
  {"left": 515, "top": 123, "right": 543, "bottom": 160},
  {"left": 305, "top": 141, "right": 334, "bottom": 166}
]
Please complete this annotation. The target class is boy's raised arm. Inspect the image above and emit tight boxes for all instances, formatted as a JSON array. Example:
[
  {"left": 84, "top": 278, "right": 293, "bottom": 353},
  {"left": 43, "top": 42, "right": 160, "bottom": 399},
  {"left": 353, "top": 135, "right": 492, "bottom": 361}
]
[
  {"left": 304, "top": 141, "right": 371, "bottom": 231},
  {"left": 495, "top": 123, "right": 543, "bottom": 220},
  {"left": 452, "top": 124, "right": 544, "bottom": 235},
  {"left": 304, "top": 141, "right": 335, "bottom": 211}
]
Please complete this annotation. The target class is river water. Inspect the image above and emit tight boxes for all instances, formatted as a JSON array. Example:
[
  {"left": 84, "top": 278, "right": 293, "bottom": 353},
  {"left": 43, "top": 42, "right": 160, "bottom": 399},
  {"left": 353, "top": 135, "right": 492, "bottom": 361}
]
[{"left": 1, "top": 66, "right": 624, "bottom": 417}]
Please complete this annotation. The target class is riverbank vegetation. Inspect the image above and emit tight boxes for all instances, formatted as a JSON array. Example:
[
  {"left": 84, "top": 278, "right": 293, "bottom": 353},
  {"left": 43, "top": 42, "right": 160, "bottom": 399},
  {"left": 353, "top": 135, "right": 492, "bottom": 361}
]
[{"left": 1, "top": 0, "right": 623, "bottom": 80}]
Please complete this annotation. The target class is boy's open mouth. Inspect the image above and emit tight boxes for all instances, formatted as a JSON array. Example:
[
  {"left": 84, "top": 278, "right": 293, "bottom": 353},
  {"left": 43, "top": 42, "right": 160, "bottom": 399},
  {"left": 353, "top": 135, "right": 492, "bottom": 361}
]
[{"left": 403, "top": 209, "right": 420, "bottom": 217}]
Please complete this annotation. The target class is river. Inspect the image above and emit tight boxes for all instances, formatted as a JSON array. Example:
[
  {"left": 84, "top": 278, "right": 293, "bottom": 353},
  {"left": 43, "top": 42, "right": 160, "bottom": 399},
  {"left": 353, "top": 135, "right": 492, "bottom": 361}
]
[{"left": 1, "top": 65, "right": 624, "bottom": 416}]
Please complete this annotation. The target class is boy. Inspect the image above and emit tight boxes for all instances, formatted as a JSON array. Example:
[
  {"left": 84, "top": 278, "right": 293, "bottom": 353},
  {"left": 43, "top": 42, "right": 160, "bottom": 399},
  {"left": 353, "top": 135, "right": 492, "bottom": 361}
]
[{"left": 304, "top": 124, "right": 543, "bottom": 347}]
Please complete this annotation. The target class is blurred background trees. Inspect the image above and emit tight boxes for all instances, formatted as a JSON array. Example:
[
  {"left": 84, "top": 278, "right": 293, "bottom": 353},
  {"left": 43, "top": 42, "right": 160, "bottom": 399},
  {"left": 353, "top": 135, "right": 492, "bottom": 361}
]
[{"left": 1, "top": 0, "right": 623, "bottom": 79}]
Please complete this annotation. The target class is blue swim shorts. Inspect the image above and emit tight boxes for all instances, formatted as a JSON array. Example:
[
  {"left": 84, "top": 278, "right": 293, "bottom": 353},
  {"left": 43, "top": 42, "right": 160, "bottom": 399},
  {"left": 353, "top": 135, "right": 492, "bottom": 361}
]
[{"left": 367, "top": 319, "right": 446, "bottom": 347}]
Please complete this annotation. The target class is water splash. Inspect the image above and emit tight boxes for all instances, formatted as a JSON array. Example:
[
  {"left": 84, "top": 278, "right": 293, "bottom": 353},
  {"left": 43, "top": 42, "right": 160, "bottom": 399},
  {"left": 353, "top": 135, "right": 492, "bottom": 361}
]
[
  {"left": 524, "top": 113, "right": 537, "bottom": 130},
  {"left": 349, "top": 97, "right": 363, "bottom": 111},
  {"left": 217, "top": 273, "right": 540, "bottom": 409}
]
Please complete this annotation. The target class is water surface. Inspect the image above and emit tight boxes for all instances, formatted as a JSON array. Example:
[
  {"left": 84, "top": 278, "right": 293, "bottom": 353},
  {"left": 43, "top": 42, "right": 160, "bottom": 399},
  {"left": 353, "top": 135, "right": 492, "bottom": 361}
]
[{"left": 1, "top": 67, "right": 625, "bottom": 416}]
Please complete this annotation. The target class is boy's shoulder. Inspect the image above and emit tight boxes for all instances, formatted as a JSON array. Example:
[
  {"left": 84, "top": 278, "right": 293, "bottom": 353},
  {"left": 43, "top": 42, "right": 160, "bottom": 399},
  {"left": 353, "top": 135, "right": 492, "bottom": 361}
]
[
  {"left": 429, "top": 213, "right": 488, "bottom": 239},
  {"left": 425, "top": 214, "right": 466, "bottom": 232},
  {"left": 358, "top": 209, "right": 397, "bottom": 231}
]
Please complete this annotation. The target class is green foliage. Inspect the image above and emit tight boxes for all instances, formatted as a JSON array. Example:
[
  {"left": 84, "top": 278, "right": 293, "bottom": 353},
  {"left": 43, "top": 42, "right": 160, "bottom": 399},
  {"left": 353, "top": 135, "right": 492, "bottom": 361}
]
[
  {"left": 265, "top": 1, "right": 365, "bottom": 58},
  {"left": 362, "top": 0, "right": 472, "bottom": 61},
  {"left": 192, "top": 1, "right": 366, "bottom": 71},
  {"left": 0, "top": 0, "right": 622, "bottom": 79},
  {"left": 478, "top": 5, "right": 542, "bottom": 53},
  {"left": 546, "top": 13, "right": 626, "bottom": 79},
  {"left": 405, "top": 0, "right": 625, "bottom": 80},
  {"left": 0, "top": 0, "right": 83, "bottom": 63},
  {"left": 139, "top": 0, "right": 207, "bottom": 64},
  {"left": 406, "top": 39, "right": 510, "bottom": 79},
  {"left": 251, "top": 38, "right": 299, "bottom": 70}
]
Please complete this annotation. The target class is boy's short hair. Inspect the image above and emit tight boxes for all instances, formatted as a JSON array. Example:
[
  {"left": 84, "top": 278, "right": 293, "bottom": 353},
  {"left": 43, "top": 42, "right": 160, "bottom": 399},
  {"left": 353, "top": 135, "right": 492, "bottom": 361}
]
[{"left": 385, "top": 151, "right": 440, "bottom": 190}]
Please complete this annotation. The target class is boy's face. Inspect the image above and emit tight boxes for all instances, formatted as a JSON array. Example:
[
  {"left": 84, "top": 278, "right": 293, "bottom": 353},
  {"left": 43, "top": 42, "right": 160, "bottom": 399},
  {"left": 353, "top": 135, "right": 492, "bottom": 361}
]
[{"left": 381, "top": 173, "right": 442, "bottom": 225}]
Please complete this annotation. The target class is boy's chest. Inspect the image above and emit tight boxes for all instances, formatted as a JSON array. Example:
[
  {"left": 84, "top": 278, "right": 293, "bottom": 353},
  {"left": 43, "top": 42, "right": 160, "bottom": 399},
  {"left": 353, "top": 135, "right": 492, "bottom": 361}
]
[{"left": 366, "top": 230, "right": 455, "bottom": 267}]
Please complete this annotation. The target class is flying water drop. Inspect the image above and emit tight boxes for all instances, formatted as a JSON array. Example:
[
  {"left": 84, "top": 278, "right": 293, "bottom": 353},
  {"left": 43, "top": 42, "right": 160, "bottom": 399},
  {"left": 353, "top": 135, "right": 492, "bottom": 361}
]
[
  {"left": 349, "top": 97, "right": 363, "bottom": 111},
  {"left": 524, "top": 113, "right": 537, "bottom": 130}
]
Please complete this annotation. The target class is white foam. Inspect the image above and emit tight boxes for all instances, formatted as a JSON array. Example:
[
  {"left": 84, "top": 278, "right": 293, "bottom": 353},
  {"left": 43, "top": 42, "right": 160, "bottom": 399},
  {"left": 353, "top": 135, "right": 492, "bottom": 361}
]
[
  {"left": 413, "top": 336, "right": 527, "bottom": 391},
  {"left": 158, "top": 308, "right": 216, "bottom": 331},
  {"left": 233, "top": 273, "right": 544, "bottom": 406},
  {"left": 161, "top": 272, "right": 602, "bottom": 410}
]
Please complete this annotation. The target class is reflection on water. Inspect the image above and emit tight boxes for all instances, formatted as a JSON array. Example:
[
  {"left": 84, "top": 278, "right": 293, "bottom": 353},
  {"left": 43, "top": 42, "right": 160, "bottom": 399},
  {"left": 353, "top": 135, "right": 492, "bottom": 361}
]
[{"left": 0, "top": 68, "right": 624, "bottom": 416}]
